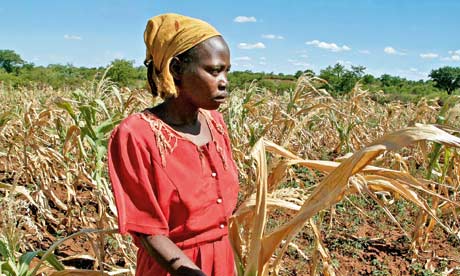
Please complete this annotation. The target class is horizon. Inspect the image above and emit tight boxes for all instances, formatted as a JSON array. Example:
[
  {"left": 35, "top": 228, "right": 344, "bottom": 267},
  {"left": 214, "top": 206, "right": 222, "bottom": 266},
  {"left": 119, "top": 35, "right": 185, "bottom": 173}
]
[{"left": 1, "top": 0, "right": 459, "bottom": 81}]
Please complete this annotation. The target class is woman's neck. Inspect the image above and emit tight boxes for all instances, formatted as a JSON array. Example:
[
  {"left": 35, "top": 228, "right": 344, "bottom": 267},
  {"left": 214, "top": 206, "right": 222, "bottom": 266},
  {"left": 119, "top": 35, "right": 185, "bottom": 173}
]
[{"left": 156, "top": 98, "right": 200, "bottom": 127}]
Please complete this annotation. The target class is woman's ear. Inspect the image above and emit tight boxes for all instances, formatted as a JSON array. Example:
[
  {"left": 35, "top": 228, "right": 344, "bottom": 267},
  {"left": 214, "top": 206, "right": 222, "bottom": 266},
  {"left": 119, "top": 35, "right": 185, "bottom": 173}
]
[
  {"left": 146, "top": 61, "right": 158, "bottom": 96},
  {"left": 170, "top": 57, "right": 182, "bottom": 81}
]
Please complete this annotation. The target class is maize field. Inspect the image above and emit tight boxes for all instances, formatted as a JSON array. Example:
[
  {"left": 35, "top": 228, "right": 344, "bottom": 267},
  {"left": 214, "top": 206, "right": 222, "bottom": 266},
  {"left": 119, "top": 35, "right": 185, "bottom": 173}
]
[{"left": 0, "top": 72, "right": 460, "bottom": 275}]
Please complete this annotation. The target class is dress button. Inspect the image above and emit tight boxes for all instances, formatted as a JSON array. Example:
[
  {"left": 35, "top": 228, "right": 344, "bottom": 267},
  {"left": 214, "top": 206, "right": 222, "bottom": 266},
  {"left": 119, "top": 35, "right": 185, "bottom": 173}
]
[
  {"left": 219, "top": 223, "right": 225, "bottom": 229},
  {"left": 216, "top": 198, "right": 223, "bottom": 204},
  {"left": 211, "top": 172, "right": 217, "bottom": 177}
]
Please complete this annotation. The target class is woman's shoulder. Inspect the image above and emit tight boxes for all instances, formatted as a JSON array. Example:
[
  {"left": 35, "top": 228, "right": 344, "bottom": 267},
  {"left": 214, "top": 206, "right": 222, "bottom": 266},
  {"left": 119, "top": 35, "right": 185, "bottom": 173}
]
[
  {"left": 114, "top": 112, "right": 150, "bottom": 136},
  {"left": 111, "top": 109, "right": 168, "bottom": 144},
  {"left": 109, "top": 111, "right": 165, "bottom": 161},
  {"left": 110, "top": 109, "right": 178, "bottom": 156}
]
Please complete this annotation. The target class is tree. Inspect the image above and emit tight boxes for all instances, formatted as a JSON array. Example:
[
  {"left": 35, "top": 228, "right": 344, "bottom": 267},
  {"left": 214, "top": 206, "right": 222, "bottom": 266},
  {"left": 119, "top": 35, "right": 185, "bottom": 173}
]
[
  {"left": 429, "top": 66, "right": 460, "bottom": 95},
  {"left": 380, "top": 74, "right": 404, "bottom": 87},
  {"left": 0, "top": 49, "right": 25, "bottom": 73},
  {"left": 361, "top": 74, "right": 376, "bottom": 85},
  {"left": 319, "top": 63, "right": 366, "bottom": 95},
  {"left": 294, "top": 70, "right": 303, "bottom": 79},
  {"left": 107, "top": 59, "right": 138, "bottom": 87},
  {"left": 295, "top": 69, "right": 315, "bottom": 79},
  {"left": 351, "top": 65, "right": 366, "bottom": 77}
]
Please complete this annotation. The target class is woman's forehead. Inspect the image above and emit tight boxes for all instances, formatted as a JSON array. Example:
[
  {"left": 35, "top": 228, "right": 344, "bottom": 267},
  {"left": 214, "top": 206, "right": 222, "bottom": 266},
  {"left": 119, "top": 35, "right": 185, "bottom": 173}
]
[{"left": 196, "top": 36, "right": 230, "bottom": 57}]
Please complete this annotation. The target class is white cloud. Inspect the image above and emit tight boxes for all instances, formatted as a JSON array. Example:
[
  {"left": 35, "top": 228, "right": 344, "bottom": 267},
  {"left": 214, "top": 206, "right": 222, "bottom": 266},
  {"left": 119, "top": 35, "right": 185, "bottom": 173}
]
[
  {"left": 384, "top": 47, "right": 396, "bottom": 54},
  {"left": 359, "top": 50, "right": 371, "bottom": 55},
  {"left": 238, "top": 42, "right": 266, "bottom": 49},
  {"left": 306, "top": 40, "right": 351, "bottom": 52},
  {"left": 261, "top": 34, "right": 284, "bottom": 40},
  {"left": 259, "top": 61, "right": 266, "bottom": 65},
  {"left": 259, "top": 57, "right": 266, "bottom": 60},
  {"left": 441, "top": 50, "right": 460, "bottom": 62},
  {"left": 384, "top": 46, "right": 406, "bottom": 55},
  {"left": 398, "top": 68, "right": 429, "bottom": 80},
  {"left": 234, "top": 16, "right": 257, "bottom": 23},
  {"left": 442, "top": 50, "right": 460, "bottom": 61},
  {"left": 300, "top": 54, "right": 308, "bottom": 59},
  {"left": 288, "top": 59, "right": 310, "bottom": 68},
  {"left": 234, "top": 56, "right": 251, "bottom": 61},
  {"left": 420, "top": 53, "right": 438, "bottom": 59},
  {"left": 293, "top": 62, "right": 310, "bottom": 67},
  {"left": 64, "top": 34, "right": 82, "bottom": 40}
]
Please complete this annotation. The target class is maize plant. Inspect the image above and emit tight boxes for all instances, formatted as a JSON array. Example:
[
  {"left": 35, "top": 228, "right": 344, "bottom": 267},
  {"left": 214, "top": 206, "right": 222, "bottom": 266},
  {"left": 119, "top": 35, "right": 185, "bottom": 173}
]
[{"left": 0, "top": 72, "right": 459, "bottom": 275}]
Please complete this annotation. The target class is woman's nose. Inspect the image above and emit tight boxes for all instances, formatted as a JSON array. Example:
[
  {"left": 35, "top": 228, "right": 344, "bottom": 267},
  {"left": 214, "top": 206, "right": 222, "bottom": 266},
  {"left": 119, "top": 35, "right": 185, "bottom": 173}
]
[{"left": 218, "top": 75, "right": 228, "bottom": 90}]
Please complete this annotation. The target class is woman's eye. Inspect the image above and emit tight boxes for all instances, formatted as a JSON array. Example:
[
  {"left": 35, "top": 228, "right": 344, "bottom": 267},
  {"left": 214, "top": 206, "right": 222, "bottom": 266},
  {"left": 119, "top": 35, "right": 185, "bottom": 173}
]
[
  {"left": 210, "top": 69, "right": 220, "bottom": 75},
  {"left": 208, "top": 66, "right": 230, "bottom": 76}
]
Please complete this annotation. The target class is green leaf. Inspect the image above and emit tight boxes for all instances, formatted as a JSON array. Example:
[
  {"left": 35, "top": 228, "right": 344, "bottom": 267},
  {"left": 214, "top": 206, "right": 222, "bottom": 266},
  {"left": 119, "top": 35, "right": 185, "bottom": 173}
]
[
  {"left": 19, "top": 252, "right": 39, "bottom": 266},
  {"left": 0, "top": 111, "right": 13, "bottom": 127},
  {"left": 95, "top": 99, "right": 111, "bottom": 118},
  {"left": 0, "top": 260, "right": 7, "bottom": 275},
  {"left": 95, "top": 144, "right": 107, "bottom": 163},
  {"left": 36, "top": 251, "right": 65, "bottom": 271},
  {"left": 1, "top": 259, "right": 17, "bottom": 275},
  {"left": 55, "top": 98, "right": 78, "bottom": 123},
  {"left": 7, "top": 258, "right": 19, "bottom": 275},
  {"left": 79, "top": 105, "right": 97, "bottom": 139},
  {"left": 18, "top": 262, "right": 31, "bottom": 276},
  {"left": 18, "top": 251, "right": 44, "bottom": 276},
  {"left": 0, "top": 239, "right": 10, "bottom": 259},
  {"left": 95, "top": 118, "right": 121, "bottom": 137},
  {"left": 30, "top": 228, "right": 117, "bottom": 276}
]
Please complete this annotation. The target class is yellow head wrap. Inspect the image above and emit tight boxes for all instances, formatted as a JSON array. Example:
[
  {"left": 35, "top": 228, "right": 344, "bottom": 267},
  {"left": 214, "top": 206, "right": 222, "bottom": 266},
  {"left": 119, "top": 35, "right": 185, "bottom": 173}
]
[{"left": 144, "top": 13, "right": 221, "bottom": 98}]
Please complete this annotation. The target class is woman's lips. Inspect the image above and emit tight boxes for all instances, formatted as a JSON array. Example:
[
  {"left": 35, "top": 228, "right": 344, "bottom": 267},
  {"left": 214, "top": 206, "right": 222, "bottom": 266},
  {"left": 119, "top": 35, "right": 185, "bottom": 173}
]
[{"left": 213, "top": 93, "right": 228, "bottom": 103}]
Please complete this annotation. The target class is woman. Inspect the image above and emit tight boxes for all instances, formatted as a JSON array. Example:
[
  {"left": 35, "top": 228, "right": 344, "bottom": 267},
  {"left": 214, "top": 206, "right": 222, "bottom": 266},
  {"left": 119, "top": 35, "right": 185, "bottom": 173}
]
[{"left": 108, "top": 13, "right": 239, "bottom": 276}]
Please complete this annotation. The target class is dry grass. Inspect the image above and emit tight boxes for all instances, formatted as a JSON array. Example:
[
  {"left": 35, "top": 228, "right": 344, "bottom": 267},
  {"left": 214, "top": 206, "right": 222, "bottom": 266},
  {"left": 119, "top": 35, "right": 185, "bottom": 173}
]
[
  {"left": 225, "top": 75, "right": 460, "bottom": 275},
  {"left": 0, "top": 73, "right": 459, "bottom": 275}
]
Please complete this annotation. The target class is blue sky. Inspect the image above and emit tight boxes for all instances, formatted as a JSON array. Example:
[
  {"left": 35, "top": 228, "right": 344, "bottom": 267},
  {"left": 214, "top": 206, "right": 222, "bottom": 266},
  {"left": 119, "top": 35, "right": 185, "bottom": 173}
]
[{"left": 1, "top": 0, "right": 459, "bottom": 80}]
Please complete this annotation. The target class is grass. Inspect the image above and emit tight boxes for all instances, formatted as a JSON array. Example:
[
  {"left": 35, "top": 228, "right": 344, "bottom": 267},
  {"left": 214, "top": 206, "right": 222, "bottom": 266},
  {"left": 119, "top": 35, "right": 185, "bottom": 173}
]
[{"left": 1, "top": 73, "right": 460, "bottom": 275}]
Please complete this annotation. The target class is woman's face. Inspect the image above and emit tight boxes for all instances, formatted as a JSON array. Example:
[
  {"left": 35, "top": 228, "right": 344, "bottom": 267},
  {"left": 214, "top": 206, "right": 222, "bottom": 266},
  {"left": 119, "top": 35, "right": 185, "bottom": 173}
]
[{"left": 176, "top": 36, "right": 231, "bottom": 110}]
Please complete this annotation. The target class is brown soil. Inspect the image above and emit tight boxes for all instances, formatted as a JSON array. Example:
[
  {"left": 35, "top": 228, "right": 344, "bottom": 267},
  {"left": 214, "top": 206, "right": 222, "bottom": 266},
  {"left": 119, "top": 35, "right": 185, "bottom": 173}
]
[
  {"left": 276, "top": 202, "right": 460, "bottom": 276},
  {"left": 0, "top": 169, "right": 127, "bottom": 273},
  {"left": 2, "top": 168, "right": 460, "bottom": 275}
]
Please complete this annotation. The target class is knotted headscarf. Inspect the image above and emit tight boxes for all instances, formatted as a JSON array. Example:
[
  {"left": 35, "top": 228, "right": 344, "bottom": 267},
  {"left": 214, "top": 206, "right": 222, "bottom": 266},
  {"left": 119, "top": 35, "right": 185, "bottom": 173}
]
[{"left": 144, "top": 13, "right": 221, "bottom": 98}]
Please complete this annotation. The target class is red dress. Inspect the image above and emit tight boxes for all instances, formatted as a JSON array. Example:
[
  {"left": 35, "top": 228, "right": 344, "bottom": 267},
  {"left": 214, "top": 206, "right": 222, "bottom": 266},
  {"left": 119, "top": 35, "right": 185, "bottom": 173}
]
[{"left": 108, "top": 109, "right": 239, "bottom": 276}]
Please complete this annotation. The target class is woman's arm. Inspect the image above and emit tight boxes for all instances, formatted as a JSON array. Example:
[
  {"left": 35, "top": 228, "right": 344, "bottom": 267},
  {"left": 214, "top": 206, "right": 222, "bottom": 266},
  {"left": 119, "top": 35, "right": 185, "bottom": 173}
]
[{"left": 138, "top": 234, "right": 207, "bottom": 276}]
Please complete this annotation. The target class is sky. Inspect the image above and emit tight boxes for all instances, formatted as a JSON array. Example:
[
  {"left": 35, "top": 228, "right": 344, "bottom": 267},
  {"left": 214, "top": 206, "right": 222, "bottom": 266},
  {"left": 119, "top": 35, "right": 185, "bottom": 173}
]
[{"left": 1, "top": 0, "right": 459, "bottom": 80}]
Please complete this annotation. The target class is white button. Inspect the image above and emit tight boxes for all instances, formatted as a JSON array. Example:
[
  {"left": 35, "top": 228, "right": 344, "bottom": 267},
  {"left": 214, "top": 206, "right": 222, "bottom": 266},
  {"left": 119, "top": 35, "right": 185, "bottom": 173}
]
[
  {"left": 211, "top": 172, "right": 217, "bottom": 177},
  {"left": 216, "top": 198, "right": 223, "bottom": 204},
  {"left": 219, "top": 224, "right": 225, "bottom": 229}
]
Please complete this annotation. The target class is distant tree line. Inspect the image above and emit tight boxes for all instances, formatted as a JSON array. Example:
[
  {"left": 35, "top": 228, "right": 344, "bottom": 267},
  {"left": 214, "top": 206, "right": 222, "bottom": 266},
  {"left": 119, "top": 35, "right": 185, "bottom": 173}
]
[
  {"left": 300, "top": 63, "right": 460, "bottom": 101},
  {"left": 0, "top": 50, "right": 146, "bottom": 89},
  {"left": 1, "top": 49, "right": 459, "bottom": 102}
]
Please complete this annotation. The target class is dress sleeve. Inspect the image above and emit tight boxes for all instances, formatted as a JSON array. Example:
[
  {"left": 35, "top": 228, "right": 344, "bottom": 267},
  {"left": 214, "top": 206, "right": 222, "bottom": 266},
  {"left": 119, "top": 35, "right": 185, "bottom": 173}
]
[{"left": 108, "top": 123, "right": 169, "bottom": 236}]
